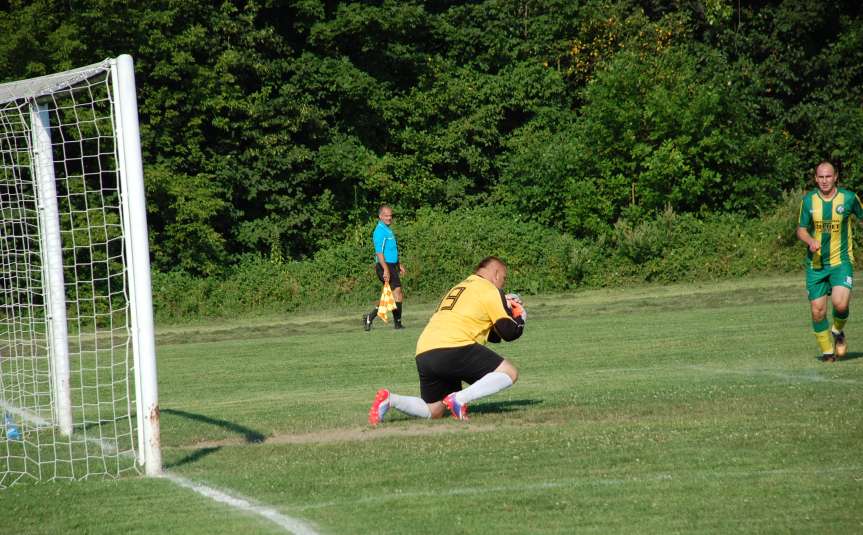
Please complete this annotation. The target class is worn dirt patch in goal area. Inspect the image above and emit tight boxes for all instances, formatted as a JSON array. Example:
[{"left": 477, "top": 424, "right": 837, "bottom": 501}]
[{"left": 179, "top": 422, "right": 514, "bottom": 450}]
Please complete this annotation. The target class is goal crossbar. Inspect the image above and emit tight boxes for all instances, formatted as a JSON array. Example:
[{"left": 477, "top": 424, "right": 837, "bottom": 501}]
[{"left": 0, "top": 60, "right": 112, "bottom": 106}]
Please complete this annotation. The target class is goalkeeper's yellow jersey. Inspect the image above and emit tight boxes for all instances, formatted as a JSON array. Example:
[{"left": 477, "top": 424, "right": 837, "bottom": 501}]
[{"left": 415, "top": 274, "right": 510, "bottom": 355}]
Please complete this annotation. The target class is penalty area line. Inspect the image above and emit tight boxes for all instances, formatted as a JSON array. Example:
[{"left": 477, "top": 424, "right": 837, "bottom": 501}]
[{"left": 161, "top": 472, "right": 320, "bottom": 535}]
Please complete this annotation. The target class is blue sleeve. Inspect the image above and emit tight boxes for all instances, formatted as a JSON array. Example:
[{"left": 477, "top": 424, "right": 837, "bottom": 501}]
[{"left": 373, "top": 226, "right": 385, "bottom": 254}]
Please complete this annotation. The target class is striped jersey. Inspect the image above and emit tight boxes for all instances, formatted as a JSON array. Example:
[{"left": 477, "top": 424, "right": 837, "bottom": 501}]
[{"left": 798, "top": 188, "right": 863, "bottom": 269}]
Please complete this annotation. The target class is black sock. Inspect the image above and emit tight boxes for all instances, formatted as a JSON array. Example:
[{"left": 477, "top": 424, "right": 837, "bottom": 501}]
[
  {"left": 368, "top": 308, "right": 377, "bottom": 321},
  {"left": 394, "top": 302, "right": 402, "bottom": 322}
]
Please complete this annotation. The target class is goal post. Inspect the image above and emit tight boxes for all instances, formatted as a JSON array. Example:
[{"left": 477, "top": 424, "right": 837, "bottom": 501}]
[
  {"left": 112, "top": 55, "right": 162, "bottom": 477},
  {"left": 0, "top": 54, "right": 161, "bottom": 486},
  {"left": 32, "top": 102, "right": 73, "bottom": 438}
]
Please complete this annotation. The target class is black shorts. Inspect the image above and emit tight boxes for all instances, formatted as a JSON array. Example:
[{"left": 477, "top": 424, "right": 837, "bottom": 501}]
[
  {"left": 375, "top": 262, "right": 402, "bottom": 290},
  {"left": 415, "top": 344, "right": 504, "bottom": 403}
]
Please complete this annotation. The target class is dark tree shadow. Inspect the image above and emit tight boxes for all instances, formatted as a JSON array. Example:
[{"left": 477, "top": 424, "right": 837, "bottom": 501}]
[
  {"left": 161, "top": 408, "right": 266, "bottom": 469},
  {"left": 469, "top": 399, "right": 542, "bottom": 415}
]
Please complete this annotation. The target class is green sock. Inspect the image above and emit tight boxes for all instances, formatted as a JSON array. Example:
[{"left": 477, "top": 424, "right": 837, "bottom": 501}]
[{"left": 833, "top": 308, "right": 849, "bottom": 332}]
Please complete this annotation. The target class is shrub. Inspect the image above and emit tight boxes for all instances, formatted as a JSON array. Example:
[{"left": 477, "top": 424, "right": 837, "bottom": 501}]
[{"left": 151, "top": 200, "right": 828, "bottom": 322}]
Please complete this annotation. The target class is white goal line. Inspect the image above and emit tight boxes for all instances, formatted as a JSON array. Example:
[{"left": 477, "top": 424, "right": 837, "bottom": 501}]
[
  {"left": 0, "top": 401, "right": 52, "bottom": 429},
  {"left": 162, "top": 473, "right": 320, "bottom": 535},
  {"left": 1, "top": 401, "right": 317, "bottom": 534}
]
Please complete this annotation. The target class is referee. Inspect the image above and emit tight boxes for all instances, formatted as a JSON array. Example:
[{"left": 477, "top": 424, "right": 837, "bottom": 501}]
[{"left": 363, "top": 205, "right": 406, "bottom": 331}]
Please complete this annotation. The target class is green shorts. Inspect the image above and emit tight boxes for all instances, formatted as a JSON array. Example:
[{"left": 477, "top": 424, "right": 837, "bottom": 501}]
[{"left": 806, "top": 264, "right": 854, "bottom": 301}]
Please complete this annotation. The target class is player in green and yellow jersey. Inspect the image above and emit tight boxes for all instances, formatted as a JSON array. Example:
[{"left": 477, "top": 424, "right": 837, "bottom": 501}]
[
  {"left": 797, "top": 161, "right": 863, "bottom": 361},
  {"left": 368, "top": 256, "right": 526, "bottom": 424}
]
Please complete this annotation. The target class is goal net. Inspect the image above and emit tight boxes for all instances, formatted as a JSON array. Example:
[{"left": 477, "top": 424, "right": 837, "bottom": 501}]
[{"left": 0, "top": 55, "right": 160, "bottom": 487}]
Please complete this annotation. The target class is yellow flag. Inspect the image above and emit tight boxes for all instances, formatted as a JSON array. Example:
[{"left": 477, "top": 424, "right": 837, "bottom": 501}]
[{"left": 377, "top": 282, "right": 397, "bottom": 322}]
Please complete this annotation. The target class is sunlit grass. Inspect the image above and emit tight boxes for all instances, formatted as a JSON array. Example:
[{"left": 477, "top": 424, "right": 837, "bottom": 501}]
[{"left": 3, "top": 274, "right": 862, "bottom": 534}]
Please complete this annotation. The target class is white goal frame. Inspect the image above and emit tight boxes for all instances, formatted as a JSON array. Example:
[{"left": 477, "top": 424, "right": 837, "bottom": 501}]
[{"left": 0, "top": 55, "right": 161, "bottom": 482}]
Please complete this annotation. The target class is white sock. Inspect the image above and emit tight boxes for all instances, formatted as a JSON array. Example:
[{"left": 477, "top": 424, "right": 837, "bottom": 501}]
[
  {"left": 455, "top": 372, "right": 513, "bottom": 405},
  {"left": 390, "top": 393, "right": 431, "bottom": 419}
]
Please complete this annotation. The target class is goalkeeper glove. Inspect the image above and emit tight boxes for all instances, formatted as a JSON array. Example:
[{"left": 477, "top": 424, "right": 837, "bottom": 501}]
[{"left": 505, "top": 293, "right": 526, "bottom": 320}]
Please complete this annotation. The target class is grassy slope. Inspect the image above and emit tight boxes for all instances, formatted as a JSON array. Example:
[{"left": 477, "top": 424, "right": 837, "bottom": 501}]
[{"left": 3, "top": 274, "right": 862, "bottom": 534}]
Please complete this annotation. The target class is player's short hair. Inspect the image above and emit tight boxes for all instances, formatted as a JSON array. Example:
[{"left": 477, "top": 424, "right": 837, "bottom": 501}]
[
  {"left": 815, "top": 160, "right": 837, "bottom": 175},
  {"left": 378, "top": 204, "right": 392, "bottom": 216},
  {"left": 475, "top": 256, "right": 506, "bottom": 273}
]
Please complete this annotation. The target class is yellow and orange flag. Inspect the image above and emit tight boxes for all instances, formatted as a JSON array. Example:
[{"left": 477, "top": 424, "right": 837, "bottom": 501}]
[{"left": 377, "top": 282, "right": 398, "bottom": 322}]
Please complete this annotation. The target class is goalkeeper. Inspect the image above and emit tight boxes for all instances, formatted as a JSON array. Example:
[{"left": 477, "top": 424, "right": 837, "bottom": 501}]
[
  {"left": 369, "top": 256, "right": 525, "bottom": 424},
  {"left": 797, "top": 160, "right": 863, "bottom": 362}
]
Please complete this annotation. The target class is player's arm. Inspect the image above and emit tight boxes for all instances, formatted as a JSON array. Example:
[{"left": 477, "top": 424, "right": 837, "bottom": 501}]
[
  {"left": 375, "top": 252, "right": 389, "bottom": 280},
  {"left": 796, "top": 197, "right": 820, "bottom": 252},
  {"left": 796, "top": 227, "right": 820, "bottom": 253},
  {"left": 373, "top": 230, "right": 390, "bottom": 281},
  {"left": 489, "top": 290, "right": 524, "bottom": 342},
  {"left": 492, "top": 314, "right": 524, "bottom": 342},
  {"left": 853, "top": 193, "right": 863, "bottom": 222}
]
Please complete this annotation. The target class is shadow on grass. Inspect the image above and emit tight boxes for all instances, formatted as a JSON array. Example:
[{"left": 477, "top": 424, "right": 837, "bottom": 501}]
[
  {"left": 470, "top": 398, "right": 542, "bottom": 415},
  {"left": 78, "top": 418, "right": 129, "bottom": 432},
  {"left": 162, "top": 408, "right": 266, "bottom": 443},
  {"left": 162, "top": 408, "right": 266, "bottom": 469},
  {"left": 814, "top": 351, "right": 863, "bottom": 363},
  {"left": 165, "top": 446, "right": 221, "bottom": 469}
]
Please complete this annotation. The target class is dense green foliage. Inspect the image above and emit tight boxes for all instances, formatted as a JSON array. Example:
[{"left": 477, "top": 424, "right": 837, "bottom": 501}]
[
  {"left": 151, "top": 197, "right": 810, "bottom": 321},
  {"left": 2, "top": 1, "right": 861, "bottom": 280}
]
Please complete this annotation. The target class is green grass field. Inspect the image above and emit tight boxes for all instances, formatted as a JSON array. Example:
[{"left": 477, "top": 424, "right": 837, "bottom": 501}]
[{"left": 3, "top": 274, "right": 862, "bottom": 534}]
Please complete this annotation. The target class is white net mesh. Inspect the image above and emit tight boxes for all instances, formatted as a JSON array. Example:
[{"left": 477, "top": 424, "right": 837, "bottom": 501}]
[{"left": 0, "top": 61, "right": 139, "bottom": 487}]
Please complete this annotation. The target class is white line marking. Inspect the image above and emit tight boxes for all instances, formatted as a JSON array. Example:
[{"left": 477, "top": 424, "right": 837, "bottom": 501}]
[
  {"left": 0, "top": 401, "right": 52, "bottom": 428},
  {"left": 1, "top": 400, "right": 124, "bottom": 453},
  {"left": 162, "top": 473, "right": 320, "bottom": 535},
  {"left": 2, "top": 402, "right": 317, "bottom": 534}
]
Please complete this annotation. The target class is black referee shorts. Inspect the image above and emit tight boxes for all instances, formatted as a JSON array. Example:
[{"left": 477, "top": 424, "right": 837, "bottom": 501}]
[
  {"left": 415, "top": 344, "right": 504, "bottom": 403},
  {"left": 375, "top": 262, "right": 402, "bottom": 290}
]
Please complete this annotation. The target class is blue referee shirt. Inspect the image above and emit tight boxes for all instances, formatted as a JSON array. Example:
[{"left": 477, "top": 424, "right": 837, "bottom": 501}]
[{"left": 373, "top": 221, "right": 398, "bottom": 263}]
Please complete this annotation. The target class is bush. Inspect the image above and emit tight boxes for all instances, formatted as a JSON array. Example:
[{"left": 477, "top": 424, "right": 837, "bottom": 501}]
[
  {"left": 398, "top": 205, "right": 578, "bottom": 298},
  {"left": 151, "top": 200, "right": 826, "bottom": 323}
]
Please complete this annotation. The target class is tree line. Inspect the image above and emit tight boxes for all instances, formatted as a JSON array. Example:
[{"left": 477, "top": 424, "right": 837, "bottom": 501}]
[{"left": 2, "top": 0, "right": 861, "bottom": 277}]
